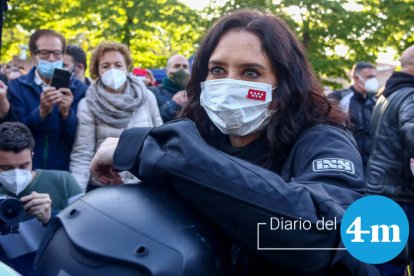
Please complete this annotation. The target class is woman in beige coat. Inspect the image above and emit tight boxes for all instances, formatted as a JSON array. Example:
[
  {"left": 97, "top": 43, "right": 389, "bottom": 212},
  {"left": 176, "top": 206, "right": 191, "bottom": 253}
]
[{"left": 70, "top": 42, "right": 162, "bottom": 191}]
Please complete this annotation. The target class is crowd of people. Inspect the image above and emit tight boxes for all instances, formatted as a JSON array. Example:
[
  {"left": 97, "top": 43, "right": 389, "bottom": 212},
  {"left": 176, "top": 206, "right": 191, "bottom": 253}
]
[{"left": 0, "top": 8, "right": 412, "bottom": 276}]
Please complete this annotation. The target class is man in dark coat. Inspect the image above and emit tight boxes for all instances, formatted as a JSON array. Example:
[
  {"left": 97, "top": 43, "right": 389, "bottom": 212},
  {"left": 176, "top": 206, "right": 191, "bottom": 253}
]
[
  {"left": 328, "top": 62, "right": 378, "bottom": 166},
  {"left": 366, "top": 45, "right": 414, "bottom": 275}
]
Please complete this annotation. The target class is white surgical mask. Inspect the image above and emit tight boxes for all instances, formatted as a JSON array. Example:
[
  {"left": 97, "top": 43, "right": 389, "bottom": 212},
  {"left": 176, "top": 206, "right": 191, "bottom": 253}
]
[
  {"left": 359, "top": 76, "right": 379, "bottom": 94},
  {"left": 0, "top": 169, "right": 33, "bottom": 195},
  {"left": 101, "top": 68, "right": 127, "bottom": 91},
  {"left": 200, "top": 78, "right": 277, "bottom": 136}
]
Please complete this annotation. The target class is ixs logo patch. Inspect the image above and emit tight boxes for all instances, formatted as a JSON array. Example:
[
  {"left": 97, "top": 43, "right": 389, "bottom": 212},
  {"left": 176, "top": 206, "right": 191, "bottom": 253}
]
[{"left": 312, "top": 158, "right": 355, "bottom": 174}]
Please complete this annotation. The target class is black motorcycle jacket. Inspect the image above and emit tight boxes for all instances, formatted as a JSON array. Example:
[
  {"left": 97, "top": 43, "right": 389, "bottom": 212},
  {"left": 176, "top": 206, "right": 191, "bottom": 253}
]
[
  {"left": 113, "top": 119, "right": 377, "bottom": 275},
  {"left": 366, "top": 71, "right": 414, "bottom": 202}
]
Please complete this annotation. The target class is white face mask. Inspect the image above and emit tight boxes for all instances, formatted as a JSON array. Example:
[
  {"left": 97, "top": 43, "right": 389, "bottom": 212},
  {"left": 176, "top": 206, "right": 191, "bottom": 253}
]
[
  {"left": 200, "top": 78, "right": 277, "bottom": 136},
  {"left": 359, "top": 76, "right": 379, "bottom": 93},
  {"left": 0, "top": 169, "right": 33, "bottom": 195},
  {"left": 101, "top": 68, "right": 127, "bottom": 91}
]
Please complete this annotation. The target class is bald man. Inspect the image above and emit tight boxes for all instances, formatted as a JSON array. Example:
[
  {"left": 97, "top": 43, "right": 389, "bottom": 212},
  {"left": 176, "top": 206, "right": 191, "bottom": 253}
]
[
  {"left": 149, "top": 54, "right": 190, "bottom": 122},
  {"left": 366, "top": 46, "right": 414, "bottom": 275},
  {"left": 401, "top": 46, "right": 414, "bottom": 74}
]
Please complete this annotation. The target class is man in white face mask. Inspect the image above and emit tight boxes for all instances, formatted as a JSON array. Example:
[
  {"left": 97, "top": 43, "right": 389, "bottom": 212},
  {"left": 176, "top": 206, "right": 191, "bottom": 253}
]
[
  {"left": 328, "top": 62, "right": 378, "bottom": 167},
  {"left": 0, "top": 122, "right": 83, "bottom": 275},
  {"left": 0, "top": 122, "right": 83, "bottom": 222}
]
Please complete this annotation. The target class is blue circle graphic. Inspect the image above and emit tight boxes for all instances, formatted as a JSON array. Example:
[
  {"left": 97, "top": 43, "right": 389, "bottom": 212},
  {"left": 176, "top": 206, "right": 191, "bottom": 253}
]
[{"left": 340, "top": 195, "right": 409, "bottom": 264}]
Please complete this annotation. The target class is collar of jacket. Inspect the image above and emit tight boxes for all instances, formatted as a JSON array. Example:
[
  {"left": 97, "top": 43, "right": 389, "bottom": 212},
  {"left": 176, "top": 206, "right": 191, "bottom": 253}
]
[
  {"left": 383, "top": 71, "right": 414, "bottom": 97},
  {"left": 350, "top": 85, "right": 374, "bottom": 101},
  {"left": 15, "top": 67, "right": 41, "bottom": 91}
]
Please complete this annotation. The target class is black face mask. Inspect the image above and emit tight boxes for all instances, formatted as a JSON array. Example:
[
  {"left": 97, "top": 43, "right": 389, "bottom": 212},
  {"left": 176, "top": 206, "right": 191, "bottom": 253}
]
[{"left": 169, "top": 69, "right": 190, "bottom": 87}]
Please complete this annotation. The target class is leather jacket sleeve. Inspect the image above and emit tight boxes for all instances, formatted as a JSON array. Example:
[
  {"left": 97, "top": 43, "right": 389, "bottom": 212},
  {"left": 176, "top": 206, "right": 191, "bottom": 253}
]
[
  {"left": 113, "top": 119, "right": 365, "bottom": 273},
  {"left": 399, "top": 93, "right": 414, "bottom": 157}
]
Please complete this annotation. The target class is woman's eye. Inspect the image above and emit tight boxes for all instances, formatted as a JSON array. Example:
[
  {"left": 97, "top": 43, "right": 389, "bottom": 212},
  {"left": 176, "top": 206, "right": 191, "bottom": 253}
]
[
  {"left": 210, "top": 67, "right": 224, "bottom": 75},
  {"left": 244, "top": 69, "right": 261, "bottom": 78}
]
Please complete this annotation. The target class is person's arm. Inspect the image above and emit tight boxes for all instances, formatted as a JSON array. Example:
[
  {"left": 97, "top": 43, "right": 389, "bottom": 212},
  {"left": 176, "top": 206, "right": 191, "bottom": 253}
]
[
  {"left": 159, "top": 99, "right": 181, "bottom": 122},
  {"left": 0, "top": 82, "right": 18, "bottom": 123},
  {"left": 113, "top": 121, "right": 364, "bottom": 218},
  {"left": 0, "top": 80, "right": 10, "bottom": 119},
  {"left": 146, "top": 89, "right": 163, "bottom": 126},
  {"left": 20, "top": 191, "right": 52, "bottom": 224},
  {"left": 399, "top": 94, "right": 414, "bottom": 157},
  {"left": 70, "top": 99, "right": 96, "bottom": 192},
  {"left": 60, "top": 83, "right": 87, "bottom": 140},
  {"left": 160, "top": 90, "right": 187, "bottom": 122},
  {"left": 105, "top": 119, "right": 364, "bottom": 272},
  {"left": 60, "top": 106, "right": 78, "bottom": 140},
  {"left": 0, "top": 105, "right": 18, "bottom": 123},
  {"left": 7, "top": 80, "right": 51, "bottom": 129},
  {"left": 149, "top": 86, "right": 182, "bottom": 122}
]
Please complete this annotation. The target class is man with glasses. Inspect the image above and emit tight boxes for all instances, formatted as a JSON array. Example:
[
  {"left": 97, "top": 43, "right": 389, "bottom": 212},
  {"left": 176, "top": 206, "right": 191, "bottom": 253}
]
[
  {"left": 7, "top": 30, "right": 87, "bottom": 171},
  {"left": 328, "top": 62, "right": 379, "bottom": 167}
]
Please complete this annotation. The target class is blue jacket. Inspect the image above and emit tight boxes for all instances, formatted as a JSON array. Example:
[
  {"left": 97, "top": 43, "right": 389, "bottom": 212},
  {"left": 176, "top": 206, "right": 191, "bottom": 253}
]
[
  {"left": 7, "top": 67, "right": 87, "bottom": 170},
  {"left": 149, "top": 83, "right": 181, "bottom": 123}
]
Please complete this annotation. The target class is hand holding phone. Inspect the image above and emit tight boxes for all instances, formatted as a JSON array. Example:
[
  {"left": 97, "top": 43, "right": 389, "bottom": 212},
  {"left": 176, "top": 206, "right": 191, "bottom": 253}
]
[
  {"left": 57, "top": 88, "right": 74, "bottom": 119},
  {"left": 50, "top": 68, "right": 71, "bottom": 89},
  {"left": 39, "top": 87, "right": 63, "bottom": 118}
]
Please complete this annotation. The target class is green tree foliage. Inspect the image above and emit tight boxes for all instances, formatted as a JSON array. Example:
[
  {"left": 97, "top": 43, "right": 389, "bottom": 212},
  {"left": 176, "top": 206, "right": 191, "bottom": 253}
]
[
  {"left": 202, "top": 0, "right": 414, "bottom": 86},
  {"left": 2, "top": 0, "right": 413, "bottom": 84},
  {"left": 2, "top": 0, "right": 204, "bottom": 70},
  {"left": 362, "top": 0, "right": 414, "bottom": 53}
]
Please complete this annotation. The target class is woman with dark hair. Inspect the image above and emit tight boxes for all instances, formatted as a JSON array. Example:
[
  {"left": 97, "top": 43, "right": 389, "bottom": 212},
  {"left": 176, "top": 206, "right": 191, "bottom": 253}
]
[
  {"left": 90, "top": 10, "right": 375, "bottom": 275},
  {"left": 182, "top": 10, "right": 348, "bottom": 169}
]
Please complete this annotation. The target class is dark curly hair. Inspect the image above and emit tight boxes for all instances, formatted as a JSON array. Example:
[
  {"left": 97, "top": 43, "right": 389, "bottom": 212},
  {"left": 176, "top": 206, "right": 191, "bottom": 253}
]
[
  {"left": 0, "top": 122, "right": 35, "bottom": 153},
  {"left": 180, "top": 9, "right": 348, "bottom": 165}
]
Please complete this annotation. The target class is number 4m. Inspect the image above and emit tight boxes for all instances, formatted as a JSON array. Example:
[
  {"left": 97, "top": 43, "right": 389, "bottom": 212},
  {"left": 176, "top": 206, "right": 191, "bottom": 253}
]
[{"left": 346, "top": 217, "right": 401, "bottom": 243}]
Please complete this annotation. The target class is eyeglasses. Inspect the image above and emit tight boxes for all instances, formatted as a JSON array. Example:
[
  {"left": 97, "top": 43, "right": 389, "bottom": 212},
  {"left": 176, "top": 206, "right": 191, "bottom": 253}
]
[{"left": 34, "top": 49, "right": 63, "bottom": 59}]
